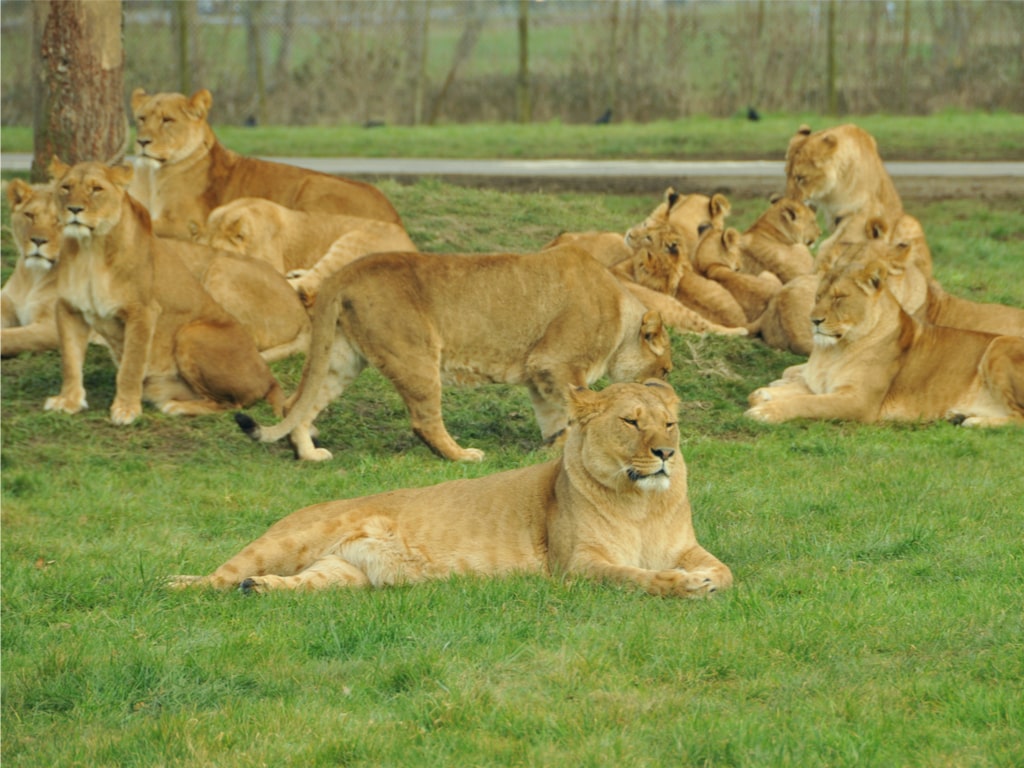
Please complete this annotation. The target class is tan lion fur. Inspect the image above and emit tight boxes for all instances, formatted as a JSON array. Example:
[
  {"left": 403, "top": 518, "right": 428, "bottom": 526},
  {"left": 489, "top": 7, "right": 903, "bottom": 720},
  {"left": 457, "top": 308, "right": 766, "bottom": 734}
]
[
  {"left": 785, "top": 123, "right": 904, "bottom": 233},
  {"left": 128, "top": 88, "right": 402, "bottom": 240},
  {"left": 196, "top": 196, "right": 417, "bottom": 307},
  {"left": 239, "top": 245, "right": 674, "bottom": 463},
  {"left": 745, "top": 256, "right": 1024, "bottom": 427},
  {"left": 2, "top": 180, "right": 63, "bottom": 356},
  {"left": 692, "top": 227, "right": 782, "bottom": 322},
  {"left": 735, "top": 195, "right": 819, "bottom": 282},
  {"left": 542, "top": 230, "right": 631, "bottom": 268},
  {"left": 45, "top": 159, "right": 285, "bottom": 424},
  {"left": 171, "top": 380, "right": 733, "bottom": 597}
]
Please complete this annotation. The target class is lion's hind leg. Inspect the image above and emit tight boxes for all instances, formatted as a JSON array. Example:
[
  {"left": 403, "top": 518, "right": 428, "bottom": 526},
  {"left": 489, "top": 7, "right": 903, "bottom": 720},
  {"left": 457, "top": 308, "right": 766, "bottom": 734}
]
[
  {"left": 960, "top": 335, "right": 1024, "bottom": 427},
  {"left": 241, "top": 555, "right": 371, "bottom": 593}
]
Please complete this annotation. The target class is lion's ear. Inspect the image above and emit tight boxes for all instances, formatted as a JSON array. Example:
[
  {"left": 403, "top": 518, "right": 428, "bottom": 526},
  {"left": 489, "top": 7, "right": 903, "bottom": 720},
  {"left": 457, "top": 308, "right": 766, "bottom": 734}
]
[
  {"left": 640, "top": 310, "right": 668, "bottom": 353},
  {"left": 710, "top": 193, "right": 731, "bottom": 221},
  {"left": 130, "top": 87, "right": 148, "bottom": 111},
  {"left": 666, "top": 190, "right": 680, "bottom": 211},
  {"left": 187, "top": 88, "right": 214, "bottom": 119},
  {"left": 865, "top": 217, "right": 887, "bottom": 241},
  {"left": 768, "top": 192, "right": 783, "bottom": 205},
  {"left": 857, "top": 260, "right": 889, "bottom": 292},
  {"left": 7, "top": 178, "right": 33, "bottom": 207},
  {"left": 797, "top": 124, "right": 812, "bottom": 136},
  {"left": 723, "top": 228, "right": 741, "bottom": 249},
  {"left": 48, "top": 156, "right": 70, "bottom": 181},
  {"left": 108, "top": 163, "right": 135, "bottom": 189},
  {"left": 567, "top": 386, "right": 604, "bottom": 425}
]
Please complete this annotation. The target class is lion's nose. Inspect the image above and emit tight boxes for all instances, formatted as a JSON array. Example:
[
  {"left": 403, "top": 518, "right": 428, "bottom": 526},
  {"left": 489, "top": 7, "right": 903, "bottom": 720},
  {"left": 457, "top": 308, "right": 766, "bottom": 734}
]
[
  {"left": 137, "top": 138, "right": 151, "bottom": 147},
  {"left": 67, "top": 206, "right": 83, "bottom": 215},
  {"left": 811, "top": 316, "right": 823, "bottom": 327},
  {"left": 31, "top": 237, "right": 48, "bottom": 247},
  {"left": 652, "top": 446, "right": 674, "bottom": 461}
]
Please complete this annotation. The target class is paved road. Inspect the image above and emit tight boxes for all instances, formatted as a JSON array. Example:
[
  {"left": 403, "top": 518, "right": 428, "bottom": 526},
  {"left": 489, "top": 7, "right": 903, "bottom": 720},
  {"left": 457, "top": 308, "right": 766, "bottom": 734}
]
[{"left": 4, "top": 153, "right": 1022, "bottom": 197}]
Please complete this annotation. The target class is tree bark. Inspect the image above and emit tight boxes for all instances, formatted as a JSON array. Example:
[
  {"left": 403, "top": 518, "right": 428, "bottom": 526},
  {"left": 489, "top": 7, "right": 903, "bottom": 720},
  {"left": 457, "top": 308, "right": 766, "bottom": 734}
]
[{"left": 32, "top": 0, "right": 126, "bottom": 182}]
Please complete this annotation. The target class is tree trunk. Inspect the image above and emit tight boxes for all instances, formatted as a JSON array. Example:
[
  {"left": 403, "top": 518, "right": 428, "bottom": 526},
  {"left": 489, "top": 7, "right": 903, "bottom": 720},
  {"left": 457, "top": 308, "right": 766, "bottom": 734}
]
[
  {"left": 32, "top": 0, "right": 125, "bottom": 182},
  {"left": 516, "top": 0, "right": 531, "bottom": 123}
]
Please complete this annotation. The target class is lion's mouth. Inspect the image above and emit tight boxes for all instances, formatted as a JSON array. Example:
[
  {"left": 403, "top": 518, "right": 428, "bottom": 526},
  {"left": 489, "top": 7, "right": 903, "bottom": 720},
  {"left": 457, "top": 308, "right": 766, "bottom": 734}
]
[
  {"left": 627, "top": 465, "right": 671, "bottom": 491},
  {"left": 812, "top": 328, "right": 839, "bottom": 346},
  {"left": 63, "top": 220, "right": 93, "bottom": 238},
  {"left": 25, "top": 253, "right": 56, "bottom": 270}
]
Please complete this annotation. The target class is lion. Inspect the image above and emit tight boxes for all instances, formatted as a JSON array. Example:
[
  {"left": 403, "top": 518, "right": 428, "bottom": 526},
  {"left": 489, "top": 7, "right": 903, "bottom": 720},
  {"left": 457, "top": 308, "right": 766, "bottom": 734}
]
[
  {"left": 45, "top": 159, "right": 285, "bottom": 424},
  {"left": 541, "top": 187, "right": 731, "bottom": 269},
  {"left": 236, "top": 244, "right": 673, "bottom": 463},
  {"left": 692, "top": 227, "right": 782, "bottom": 322},
  {"left": 196, "top": 196, "right": 417, "bottom": 307},
  {"left": 735, "top": 195, "right": 819, "bottom": 282},
  {"left": 785, "top": 123, "right": 903, "bottom": 235},
  {"left": 618, "top": 201, "right": 748, "bottom": 329},
  {"left": 128, "top": 88, "right": 402, "bottom": 240},
  {"left": 745, "top": 256, "right": 1024, "bottom": 427},
  {"left": 170, "top": 380, "right": 733, "bottom": 597},
  {"left": 2, "top": 180, "right": 62, "bottom": 357},
  {"left": 747, "top": 215, "right": 933, "bottom": 356}
]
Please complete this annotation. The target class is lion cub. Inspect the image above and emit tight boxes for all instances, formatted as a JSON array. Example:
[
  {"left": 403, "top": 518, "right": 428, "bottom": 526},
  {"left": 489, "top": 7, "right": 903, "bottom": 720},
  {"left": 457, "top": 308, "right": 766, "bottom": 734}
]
[
  {"left": 172, "top": 380, "right": 733, "bottom": 597},
  {"left": 239, "top": 245, "right": 673, "bottom": 462},
  {"left": 45, "top": 159, "right": 285, "bottom": 424}
]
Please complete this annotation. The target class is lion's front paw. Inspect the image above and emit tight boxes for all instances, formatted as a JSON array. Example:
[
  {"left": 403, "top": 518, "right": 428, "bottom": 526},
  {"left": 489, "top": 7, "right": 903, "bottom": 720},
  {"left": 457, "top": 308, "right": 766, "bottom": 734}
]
[
  {"left": 110, "top": 398, "right": 142, "bottom": 425},
  {"left": 744, "top": 402, "right": 784, "bottom": 423},
  {"left": 297, "top": 446, "right": 334, "bottom": 462},
  {"left": 747, "top": 387, "right": 774, "bottom": 407},
  {"left": 44, "top": 393, "right": 88, "bottom": 415},
  {"left": 648, "top": 569, "right": 716, "bottom": 598},
  {"left": 455, "top": 447, "right": 486, "bottom": 463}
]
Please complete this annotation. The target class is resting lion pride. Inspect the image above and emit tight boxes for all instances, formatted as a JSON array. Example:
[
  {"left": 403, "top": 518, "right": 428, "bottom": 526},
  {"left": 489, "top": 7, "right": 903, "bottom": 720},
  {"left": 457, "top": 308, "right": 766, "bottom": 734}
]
[
  {"left": 173, "top": 380, "right": 733, "bottom": 597},
  {"left": 129, "top": 87, "right": 402, "bottom": 239},
  {"left": 44, "top": 159, "right": 284, "bottom": 424}
]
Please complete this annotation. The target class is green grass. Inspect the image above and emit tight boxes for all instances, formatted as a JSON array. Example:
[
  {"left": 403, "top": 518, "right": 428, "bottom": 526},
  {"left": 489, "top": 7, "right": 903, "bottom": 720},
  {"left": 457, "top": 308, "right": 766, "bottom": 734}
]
[
  {"left": 3, "top": 111, "right": 1024, "bottom": 160},
  {"left": 2, "top": 178, "right": 1023, "bottom": 766}
]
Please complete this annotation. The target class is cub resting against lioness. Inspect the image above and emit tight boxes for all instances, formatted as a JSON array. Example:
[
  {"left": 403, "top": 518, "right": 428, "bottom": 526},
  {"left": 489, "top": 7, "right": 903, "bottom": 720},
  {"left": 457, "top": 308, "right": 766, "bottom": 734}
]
[
  {"left": 128, "top": 88, "right": 402, "bottom": 240},
  {"left": 172, "top": 380, "right": 733, "bottom": 597},
  {"left": 746, "top": 253, "right": 1024, "bottom": 427},
  {"left": 238, "top": 245, "right": 673, "bottom": 462},
  {"left": 45, "top": 159, "right": 284, "bottom": 424}
]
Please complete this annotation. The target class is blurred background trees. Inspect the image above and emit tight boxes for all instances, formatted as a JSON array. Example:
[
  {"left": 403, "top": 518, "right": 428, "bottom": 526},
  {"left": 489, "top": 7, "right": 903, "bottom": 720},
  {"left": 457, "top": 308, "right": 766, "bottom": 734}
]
[{"left": 2, "top": 0, "right": 1021, "bottom": 129}]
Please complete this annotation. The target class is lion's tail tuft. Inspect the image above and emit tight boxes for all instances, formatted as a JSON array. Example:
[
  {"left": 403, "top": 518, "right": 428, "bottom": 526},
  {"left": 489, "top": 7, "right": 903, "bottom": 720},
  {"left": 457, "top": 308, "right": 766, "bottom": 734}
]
[{"left": 234, "top": 411, "right": 262, "bottom": 440}]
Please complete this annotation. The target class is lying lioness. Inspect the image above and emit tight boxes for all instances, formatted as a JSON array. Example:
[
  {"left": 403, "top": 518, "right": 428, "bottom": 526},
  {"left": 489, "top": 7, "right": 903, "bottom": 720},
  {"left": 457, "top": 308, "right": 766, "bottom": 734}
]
[
  {"left": 746, "top": 256, "right": 1024, "bottom": 427},
  {"left": 239, "top": 245, "right": 673, "bottom": 462},
  {"left": 172, "top": 380, "right": 733, "bottom": 597},
  {"left": 45, "top": 159, "right": 284, "bottom": 424},
  {"left": 129, "top": 87, "right": 402, "bottom": 239}
]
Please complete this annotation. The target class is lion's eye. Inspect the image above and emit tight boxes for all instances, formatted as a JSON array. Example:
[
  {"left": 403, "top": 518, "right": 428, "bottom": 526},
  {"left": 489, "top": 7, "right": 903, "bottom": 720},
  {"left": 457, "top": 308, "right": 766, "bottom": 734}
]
[
  {"left": 621, "top": 417, "right": 639, "bottom": 428},
  {"left": 91, "top": 186, "right": 104, "bottom": 194},
  {"left": 23, "top": 212, "right": 35, "bottom": 222},
  {"left": 666, "top": 422, "right": 677, "bottom": 430},
  {"left": 162, "top": 116, "right": 174, "bottom": 124},
  {"left": 667, "top": 242, "right": 679, "bottom": 256},
  {"left": 60, "top": 185, "right": 70, "bottom": 194}
]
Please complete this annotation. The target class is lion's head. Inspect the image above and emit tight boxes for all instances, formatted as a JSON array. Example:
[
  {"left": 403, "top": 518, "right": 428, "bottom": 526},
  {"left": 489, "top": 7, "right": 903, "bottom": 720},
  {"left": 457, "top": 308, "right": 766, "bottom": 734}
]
[
  {"left": 193, "top": 197, "right": 270, "bottom": 253},
  {"left": 692, "top": 227, "right": 742, "bottom": 276},
  {"left": 621, "top": 218, "right": 689, "bottom": 294},
  {"left": 130, "top": 88, "right": 215, "bottom": 168},
  {"left": 7, "top": 180, "right": 62, "bottom": 271},
  {"left": 50, "top": 159, "right": 135, "bottom": 241},
  {"left": 628, "top": 188, "right": 730, "bottom": 263},
  {"left": 567, "top": 379, "right": 681, "bottom": 494},
  {"left": 810, "top": 259, "right": 893, "bottom": 348},
  {"left": 764, "top": 194, "right": 821, "bottom": 247},
  {"left": 608, "top": 311, "right": 673, "bottom": 386}
]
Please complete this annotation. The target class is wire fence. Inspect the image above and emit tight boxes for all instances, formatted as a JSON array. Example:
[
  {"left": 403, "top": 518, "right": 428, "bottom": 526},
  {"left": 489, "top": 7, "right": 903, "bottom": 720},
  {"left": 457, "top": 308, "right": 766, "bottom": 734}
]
[{"left": 2, "top": 0, "right": 1022, "bottom": 127}]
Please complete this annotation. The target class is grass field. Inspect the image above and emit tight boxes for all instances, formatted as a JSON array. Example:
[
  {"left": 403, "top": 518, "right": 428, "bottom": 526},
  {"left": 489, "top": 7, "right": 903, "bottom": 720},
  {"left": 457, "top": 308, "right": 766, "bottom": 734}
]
[{"left": 2, "top": 161, "right": 1023, "bottom": 764}]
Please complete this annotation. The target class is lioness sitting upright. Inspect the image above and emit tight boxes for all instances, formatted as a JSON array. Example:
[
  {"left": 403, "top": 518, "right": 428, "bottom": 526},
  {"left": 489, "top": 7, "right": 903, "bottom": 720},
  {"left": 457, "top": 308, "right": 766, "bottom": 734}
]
[
  {"left": 172, "top": 380, "right": 733, "bottom": 597},
  {"left": 45, "top": 159, "right": 284, "bottom": 424},
  {"left": 2, "top": 180, "right": 62, "bottom": 357},
  {"left": 129, "top": 88, "right": 402, "bottom": 240},
  {"left": 745, "top": 255, "right": 1024, "bottom": 427},
  {"left": 238, "top": 245, "right": 673, "bottom": 462}
]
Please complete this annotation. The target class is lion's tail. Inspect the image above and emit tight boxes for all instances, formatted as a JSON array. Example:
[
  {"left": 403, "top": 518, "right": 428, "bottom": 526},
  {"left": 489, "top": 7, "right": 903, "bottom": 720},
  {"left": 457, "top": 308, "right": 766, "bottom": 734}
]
[{"left": 236, "top": 270, "right": 349, "bottom": 445}]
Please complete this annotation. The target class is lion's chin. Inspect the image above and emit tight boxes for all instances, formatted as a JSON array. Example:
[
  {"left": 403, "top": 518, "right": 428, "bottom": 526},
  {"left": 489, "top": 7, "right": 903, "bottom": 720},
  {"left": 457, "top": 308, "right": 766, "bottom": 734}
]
[
  {"left": 630, "top": 471, "right": 671, "bottom": 493},
  {"left": 135, "top": 155, "right": 162, "bottom": 169},
  {"left": 63, "top": 223, "right": 92, "bottom": 240},
  {"left": 25, "top": 255, "right": 56, "bottom": 271},
  {"left": 812, "top": 331, "right": 839, "bottom": 348}
]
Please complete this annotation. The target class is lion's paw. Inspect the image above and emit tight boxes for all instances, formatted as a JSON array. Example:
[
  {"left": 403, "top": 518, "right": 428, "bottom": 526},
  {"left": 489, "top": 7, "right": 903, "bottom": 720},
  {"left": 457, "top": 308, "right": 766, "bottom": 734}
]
[
  {"left": 298, "top": 446, "right": 334, "bottom": 462},
  {"left": 456, "top": 447, "right": 486, "bottom": 463},
  {"left": 111, "top": 398, "right": 142, "bottom": 425},
  {"left": 744, "top": 403, "right": 782, "bottom": 423},
  {"left": 44, "top": 393, "right": 88, "bottom": 415},
  {"left": 747, "top": 388, "right": 773, "bottom": 406},
  {"left": 166, "top": 575, "right": 203, "bottom": 590},
  {"left": 648, "top": 569, "right": 715, "bottom": 598}
]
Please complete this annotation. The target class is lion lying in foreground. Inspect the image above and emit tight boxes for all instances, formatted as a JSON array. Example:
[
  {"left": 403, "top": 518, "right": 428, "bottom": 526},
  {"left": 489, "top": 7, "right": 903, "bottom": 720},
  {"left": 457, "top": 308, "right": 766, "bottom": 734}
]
[
  {"left": 45, "top": 159, "right": 284, "bottom": 424},
  {"left": 745, "top": 255, "right": 1024, "bottom": 427},
  {"left": 172, "top": 380, "right": 733, "bottom": 596},
  {"left": 128, "top": 88, "right": 402, "bottom": 240},
  {"left": 238, "top": 245, "right": 673, "bottom": 462}
]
